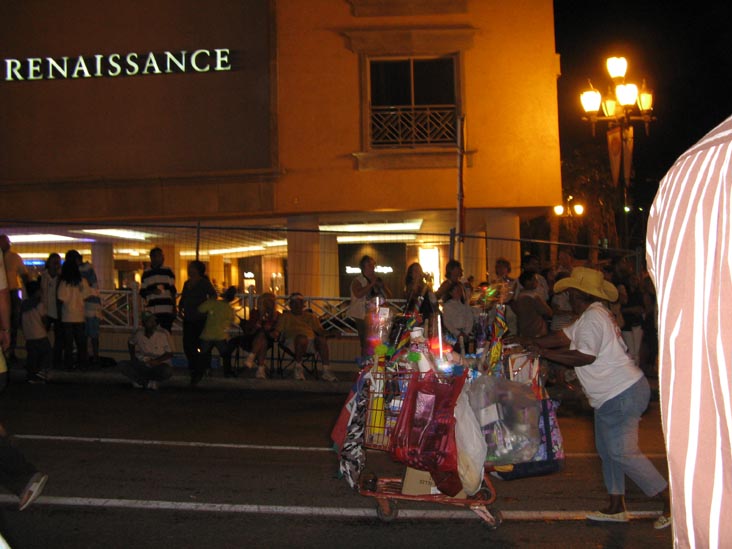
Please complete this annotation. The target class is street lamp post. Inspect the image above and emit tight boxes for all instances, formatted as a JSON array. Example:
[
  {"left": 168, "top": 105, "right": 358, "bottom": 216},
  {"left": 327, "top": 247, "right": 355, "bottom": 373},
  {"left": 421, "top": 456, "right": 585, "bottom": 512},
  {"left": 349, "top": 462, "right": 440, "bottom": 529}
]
[{"left": 579, "top": 56, "right": 655, "bottom": 249}]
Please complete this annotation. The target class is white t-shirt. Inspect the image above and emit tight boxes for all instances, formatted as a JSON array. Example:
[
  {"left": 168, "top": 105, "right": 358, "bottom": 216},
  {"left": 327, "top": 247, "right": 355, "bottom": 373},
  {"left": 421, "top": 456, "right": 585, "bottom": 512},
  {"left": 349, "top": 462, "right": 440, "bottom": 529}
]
[
  {"left": 563, "top": 301, "right": 642, "bottom": 408},
  {"left": 128, "top": 328, "right": 172, "bottom": 366}
]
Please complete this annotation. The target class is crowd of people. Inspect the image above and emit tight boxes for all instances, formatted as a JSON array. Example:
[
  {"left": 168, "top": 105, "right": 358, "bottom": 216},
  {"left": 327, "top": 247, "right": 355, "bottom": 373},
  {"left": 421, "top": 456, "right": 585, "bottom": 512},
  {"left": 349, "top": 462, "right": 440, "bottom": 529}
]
[
  {"left": 2, "top": 235, "right": 670, "bottom": 529},
  {"left": 2, "top": 236, "right": 662, "bottom": 391},
  {"left": 1, "top": 241, "right": 343, "bottom": 389}
]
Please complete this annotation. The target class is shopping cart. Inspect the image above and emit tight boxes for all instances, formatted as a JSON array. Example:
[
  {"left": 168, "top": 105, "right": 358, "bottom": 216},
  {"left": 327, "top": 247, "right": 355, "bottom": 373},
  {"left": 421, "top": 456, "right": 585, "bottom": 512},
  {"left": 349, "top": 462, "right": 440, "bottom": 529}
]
[{"left": 357, "top": 366, "right": 502, "bottom": 528}]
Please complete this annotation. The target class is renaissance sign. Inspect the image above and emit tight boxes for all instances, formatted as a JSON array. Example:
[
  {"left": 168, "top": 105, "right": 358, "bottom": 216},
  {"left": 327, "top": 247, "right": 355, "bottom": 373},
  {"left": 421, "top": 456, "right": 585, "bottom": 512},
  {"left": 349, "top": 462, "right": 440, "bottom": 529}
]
[
  {"left": 4, "top": 49, "right": 232, "bottom": 81},
  {"left": 1, "top": 0, "right": 274, "bottom": 184}
]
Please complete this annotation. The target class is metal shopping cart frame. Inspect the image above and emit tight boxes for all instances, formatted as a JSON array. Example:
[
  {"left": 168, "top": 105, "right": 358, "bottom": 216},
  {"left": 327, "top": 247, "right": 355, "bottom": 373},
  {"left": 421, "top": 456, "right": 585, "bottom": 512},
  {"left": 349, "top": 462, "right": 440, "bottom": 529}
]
[{"left": 357, "top": 366, "right": 502, "bottom": 528}]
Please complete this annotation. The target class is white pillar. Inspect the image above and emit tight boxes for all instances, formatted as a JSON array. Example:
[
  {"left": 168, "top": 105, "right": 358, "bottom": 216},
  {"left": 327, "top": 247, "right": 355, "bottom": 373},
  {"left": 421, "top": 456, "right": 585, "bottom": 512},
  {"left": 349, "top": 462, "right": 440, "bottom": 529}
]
[
  {"left": 286, "top": 216, "right": 321, "bottom": 297},
  {"left": 90, "top": 242, "right": 114, "bottom": 289},
  {"left": 319, "top": 233, "right": 339, "bottom": 297},
  {"left": 485, "top": 210, "right": 521, "bottom": 279}
]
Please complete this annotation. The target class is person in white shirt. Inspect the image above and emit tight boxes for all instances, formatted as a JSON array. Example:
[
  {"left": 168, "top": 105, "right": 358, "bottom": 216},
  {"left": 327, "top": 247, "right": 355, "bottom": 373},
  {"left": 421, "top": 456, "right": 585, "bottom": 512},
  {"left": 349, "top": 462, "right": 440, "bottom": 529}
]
[
  {"left": 120, "top": 312, "right": 173, "bottom": 390},
  {"left": 516, "top": 267, "right": 670, "bottom": 527},
  {"left": 40, "top": 253, "right": 63, "bottom": 368}
]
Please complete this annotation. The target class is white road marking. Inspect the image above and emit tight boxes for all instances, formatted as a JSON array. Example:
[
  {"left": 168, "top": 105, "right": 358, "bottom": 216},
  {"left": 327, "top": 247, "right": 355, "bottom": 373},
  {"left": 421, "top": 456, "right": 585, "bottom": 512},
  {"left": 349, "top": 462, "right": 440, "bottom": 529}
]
[
  {"left": 14, "top": 434, "right": 332, "bottom": 452},
  {"left": 0, "top": 495, "right": 662, "bottom": 521},
  {"left": 14, "top": 434, "right": 667, "bottom": 458}
]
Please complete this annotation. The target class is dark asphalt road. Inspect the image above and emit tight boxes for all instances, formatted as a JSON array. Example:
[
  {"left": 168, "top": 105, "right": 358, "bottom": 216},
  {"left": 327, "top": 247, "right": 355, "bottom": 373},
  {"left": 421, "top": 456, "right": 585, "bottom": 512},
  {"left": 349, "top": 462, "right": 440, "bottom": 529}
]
[{"left": 0, "top": 375, "right": 673, "bottom": 548}]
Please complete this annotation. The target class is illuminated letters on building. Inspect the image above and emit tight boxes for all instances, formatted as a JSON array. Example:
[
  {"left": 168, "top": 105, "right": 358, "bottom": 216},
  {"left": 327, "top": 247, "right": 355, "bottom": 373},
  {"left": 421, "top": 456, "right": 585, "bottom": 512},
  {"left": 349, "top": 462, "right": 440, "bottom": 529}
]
[{"left": 3, "top": 49, "right": 232, "bottom": 81}]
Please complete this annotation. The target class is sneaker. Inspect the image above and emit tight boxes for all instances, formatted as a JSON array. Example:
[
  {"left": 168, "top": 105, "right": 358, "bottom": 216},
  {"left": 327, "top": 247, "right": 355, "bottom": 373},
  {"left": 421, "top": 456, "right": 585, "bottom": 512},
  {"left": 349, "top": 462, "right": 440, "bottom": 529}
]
[
  {"left": 585, "top": 510, "right": 629, "bottom": 523},
  {"left": 653, "top": 514, "right": 672, "bottom": 530},
  {"left": 19, "top": 472, "right": 48, "bottom": 511},
  {"left": 255, "top": 366, "right": 267, "bottom": 379},
  {"left": 293, "top": 364, "right": 306, "bottom": 381},
  {"left": 27, "top": 374, "right": 46, "bottom": 384},
  {"left": 321, "top": 367, "right": 338, "bottom": 382},
  {"left": 243, "top": 353, "right": 255, "bottom": 369},
  {"left": 131, "top": 380, "right": 144, "bottom": 389},
  {"left": 146, "top": 380, "right": 159, "bottom": 391}
]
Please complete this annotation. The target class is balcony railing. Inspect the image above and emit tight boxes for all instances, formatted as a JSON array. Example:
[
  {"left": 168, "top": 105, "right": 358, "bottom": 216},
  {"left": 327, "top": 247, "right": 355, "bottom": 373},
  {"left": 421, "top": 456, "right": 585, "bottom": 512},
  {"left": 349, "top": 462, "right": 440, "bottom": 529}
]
[{"left": 370, "top": 105, "right": 458, "bottom": 147}]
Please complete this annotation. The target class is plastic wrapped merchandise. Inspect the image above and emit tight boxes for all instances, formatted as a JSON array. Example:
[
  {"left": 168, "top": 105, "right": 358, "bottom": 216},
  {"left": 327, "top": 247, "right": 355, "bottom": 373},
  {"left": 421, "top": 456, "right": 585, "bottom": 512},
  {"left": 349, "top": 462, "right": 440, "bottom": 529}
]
[
  {"left": 468, "top": 374, "right": 541, "bottom": 466},
  {"left": 454, "top": 387, "right": 487, "bottom": 495}
]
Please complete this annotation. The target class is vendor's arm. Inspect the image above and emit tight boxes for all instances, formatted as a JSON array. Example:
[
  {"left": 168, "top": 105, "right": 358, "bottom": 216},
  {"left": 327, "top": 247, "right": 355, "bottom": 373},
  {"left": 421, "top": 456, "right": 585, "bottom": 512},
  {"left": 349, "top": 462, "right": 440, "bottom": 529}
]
[
  {"left": 536, "top": 345, "right": 595, "bottom": 368},
  {"left": 513, "top": 330, "right": 595, "bottom": 367}
]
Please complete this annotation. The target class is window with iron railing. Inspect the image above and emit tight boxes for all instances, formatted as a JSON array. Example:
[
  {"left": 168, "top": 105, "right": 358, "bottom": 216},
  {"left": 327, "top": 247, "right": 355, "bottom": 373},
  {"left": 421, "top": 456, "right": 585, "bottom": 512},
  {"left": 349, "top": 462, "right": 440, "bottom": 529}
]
[{"left": 369, "top": 57, "right": 458, "bottom": 148}]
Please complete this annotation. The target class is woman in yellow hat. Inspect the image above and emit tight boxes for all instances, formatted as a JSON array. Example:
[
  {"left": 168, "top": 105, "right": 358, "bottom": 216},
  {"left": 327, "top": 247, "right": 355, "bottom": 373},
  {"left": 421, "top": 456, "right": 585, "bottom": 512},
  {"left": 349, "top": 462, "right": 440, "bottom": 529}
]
[{"left": 516, "top": 266, "right": 670, "bottom": 529}]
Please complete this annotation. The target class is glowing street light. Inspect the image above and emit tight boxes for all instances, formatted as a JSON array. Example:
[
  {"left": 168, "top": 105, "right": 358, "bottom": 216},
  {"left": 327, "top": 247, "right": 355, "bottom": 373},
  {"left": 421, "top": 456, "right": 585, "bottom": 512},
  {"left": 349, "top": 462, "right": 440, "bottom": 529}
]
[{"left": 579, "top": 56, "right": 655, "bottom": 247}]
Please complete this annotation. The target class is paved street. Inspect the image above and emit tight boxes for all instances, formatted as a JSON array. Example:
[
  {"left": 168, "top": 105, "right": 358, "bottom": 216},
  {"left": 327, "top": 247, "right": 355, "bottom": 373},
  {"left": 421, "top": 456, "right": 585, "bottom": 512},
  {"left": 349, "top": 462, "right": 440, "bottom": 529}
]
[{"left": 0, "top": 369, "right": 673, "bottom": 548}]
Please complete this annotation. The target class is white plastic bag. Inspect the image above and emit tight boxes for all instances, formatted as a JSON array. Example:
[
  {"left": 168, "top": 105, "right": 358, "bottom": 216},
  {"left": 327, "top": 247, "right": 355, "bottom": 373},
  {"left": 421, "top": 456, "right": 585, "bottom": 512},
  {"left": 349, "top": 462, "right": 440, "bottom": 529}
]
[{"left": 454, "top": 387, "right": 487, "bottom": 496}]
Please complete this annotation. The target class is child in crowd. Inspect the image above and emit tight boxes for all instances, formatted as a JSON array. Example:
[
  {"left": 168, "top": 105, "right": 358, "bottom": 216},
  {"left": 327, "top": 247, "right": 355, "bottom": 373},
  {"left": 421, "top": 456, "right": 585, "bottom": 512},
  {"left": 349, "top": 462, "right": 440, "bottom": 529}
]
[{"left": 20, "top": 279, "right": 51, "bottom": 383}]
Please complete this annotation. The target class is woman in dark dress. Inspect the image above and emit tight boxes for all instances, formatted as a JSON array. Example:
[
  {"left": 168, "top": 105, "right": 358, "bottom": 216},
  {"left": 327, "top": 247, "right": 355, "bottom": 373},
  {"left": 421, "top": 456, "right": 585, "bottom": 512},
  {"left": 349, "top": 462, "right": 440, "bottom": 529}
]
[{"left": 178, "top": 260, "right": 216, "bottom": 385}]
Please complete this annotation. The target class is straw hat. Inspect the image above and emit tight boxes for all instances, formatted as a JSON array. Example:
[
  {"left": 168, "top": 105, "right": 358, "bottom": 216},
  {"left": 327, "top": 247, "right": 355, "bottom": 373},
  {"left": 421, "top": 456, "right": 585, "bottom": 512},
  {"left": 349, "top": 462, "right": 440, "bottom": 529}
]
[{"left": 553, "top": 266, "right": 619, "bottom": 302}]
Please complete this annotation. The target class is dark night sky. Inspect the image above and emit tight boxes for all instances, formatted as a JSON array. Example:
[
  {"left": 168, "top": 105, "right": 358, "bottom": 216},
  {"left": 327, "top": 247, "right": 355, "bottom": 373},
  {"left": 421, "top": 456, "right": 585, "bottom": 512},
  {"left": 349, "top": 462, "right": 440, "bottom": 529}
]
[{"left": 553, "top": 1, "right": 732, "bottom": 207}]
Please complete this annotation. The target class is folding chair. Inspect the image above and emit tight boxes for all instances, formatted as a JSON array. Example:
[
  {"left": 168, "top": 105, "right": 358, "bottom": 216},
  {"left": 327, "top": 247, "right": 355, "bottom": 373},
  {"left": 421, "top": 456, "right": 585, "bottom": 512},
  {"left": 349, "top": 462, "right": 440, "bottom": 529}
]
[{"left": 276, "top": 336, "right": 320, "bottom": 379}]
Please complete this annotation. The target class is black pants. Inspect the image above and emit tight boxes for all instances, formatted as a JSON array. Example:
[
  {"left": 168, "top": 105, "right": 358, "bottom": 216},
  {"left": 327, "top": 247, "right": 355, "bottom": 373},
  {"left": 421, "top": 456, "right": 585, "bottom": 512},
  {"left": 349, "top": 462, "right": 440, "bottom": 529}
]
[
  {"left": 46, "top": 316, "right": 65, "bottom": 367},
  {"left": 8, "top": 290, "right": 21, "bottom": 356},
  {"left": 0, "top": 435, "right": 37, "bottom": 497},
  {"left": 62, "top": 322, "right": 87, "bottom": 370},
  {"left": 198, "top": 339, "right": 235, "bottom": 373},
  {"left": 119, "top": 359, "right": 173, "bottom": 385},
  {"left": 183, "top": 319, "right": 206, "bottom": 376},
  {"left": 25, "top": 338, "right": 52, "bottom": 375}
]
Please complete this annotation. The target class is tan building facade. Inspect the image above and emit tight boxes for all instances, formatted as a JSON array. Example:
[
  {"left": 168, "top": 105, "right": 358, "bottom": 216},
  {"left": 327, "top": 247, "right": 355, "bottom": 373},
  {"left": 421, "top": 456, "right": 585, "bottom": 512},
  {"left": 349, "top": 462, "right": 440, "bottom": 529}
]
[{"left": 1, "top": 0, "right": 562, "bottom": 295}]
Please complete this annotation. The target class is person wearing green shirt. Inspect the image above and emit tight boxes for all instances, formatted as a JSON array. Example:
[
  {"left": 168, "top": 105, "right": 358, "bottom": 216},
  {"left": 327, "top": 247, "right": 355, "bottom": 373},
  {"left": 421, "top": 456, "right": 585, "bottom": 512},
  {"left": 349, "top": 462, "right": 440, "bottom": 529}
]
[{"left": 198, "top": 286, "right": 239, "bottom": 378}]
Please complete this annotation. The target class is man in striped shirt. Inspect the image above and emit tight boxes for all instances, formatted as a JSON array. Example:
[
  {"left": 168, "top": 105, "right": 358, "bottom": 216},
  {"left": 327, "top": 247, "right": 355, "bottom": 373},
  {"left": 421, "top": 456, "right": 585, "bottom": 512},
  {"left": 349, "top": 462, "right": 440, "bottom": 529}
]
[
  {"left": 140, "top": 247, "right": 177, "bottom": 333},
  {"left": 647, "top": 114, "right": 732, "bottom": 548}
]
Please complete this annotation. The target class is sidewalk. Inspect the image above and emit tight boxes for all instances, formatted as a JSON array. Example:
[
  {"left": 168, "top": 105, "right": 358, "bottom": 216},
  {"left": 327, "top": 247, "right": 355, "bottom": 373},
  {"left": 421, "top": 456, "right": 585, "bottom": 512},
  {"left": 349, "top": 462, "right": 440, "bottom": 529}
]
[{"left": 6, "top": 361, "right": 355, "bottom": 394}]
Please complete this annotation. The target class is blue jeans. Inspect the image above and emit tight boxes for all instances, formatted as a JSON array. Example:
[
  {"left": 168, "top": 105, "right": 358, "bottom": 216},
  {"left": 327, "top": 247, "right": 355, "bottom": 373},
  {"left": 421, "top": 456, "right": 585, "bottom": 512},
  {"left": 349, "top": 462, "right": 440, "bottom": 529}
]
[{"left": 594, "top": 376, "right": 668, "bottom": 496}]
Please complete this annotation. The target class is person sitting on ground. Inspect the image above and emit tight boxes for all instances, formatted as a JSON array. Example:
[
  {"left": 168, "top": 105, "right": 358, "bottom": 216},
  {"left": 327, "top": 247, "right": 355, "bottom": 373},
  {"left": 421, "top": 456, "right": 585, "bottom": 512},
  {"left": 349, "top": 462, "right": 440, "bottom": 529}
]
[
  {"left": 20, "top": 279, "right": 51, "bottom": 384},
  {"left": 120, "top": 311, "right": 173, "bottom": 390},
  {"left": 272, "top": 293, "right": 337, "bottom": 382},
  {"left": 241, "top": 292, "right": 280, "bottom": 380},
  {"left": 198, "top": 286, "right": 240, "bottom": 378}
]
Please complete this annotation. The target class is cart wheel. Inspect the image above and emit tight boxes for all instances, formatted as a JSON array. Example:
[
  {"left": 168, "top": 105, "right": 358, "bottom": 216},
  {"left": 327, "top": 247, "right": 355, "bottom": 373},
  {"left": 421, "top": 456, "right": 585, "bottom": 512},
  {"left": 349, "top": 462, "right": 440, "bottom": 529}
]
[
  {"left": 483, "top": 508, "right": 503, "bottom": 530},
  {"left": 478, "top": 486, "right": 495, "bottom": 502},
  {"left": 376, "top": 499, "right": 399, "bottom": 522}
]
